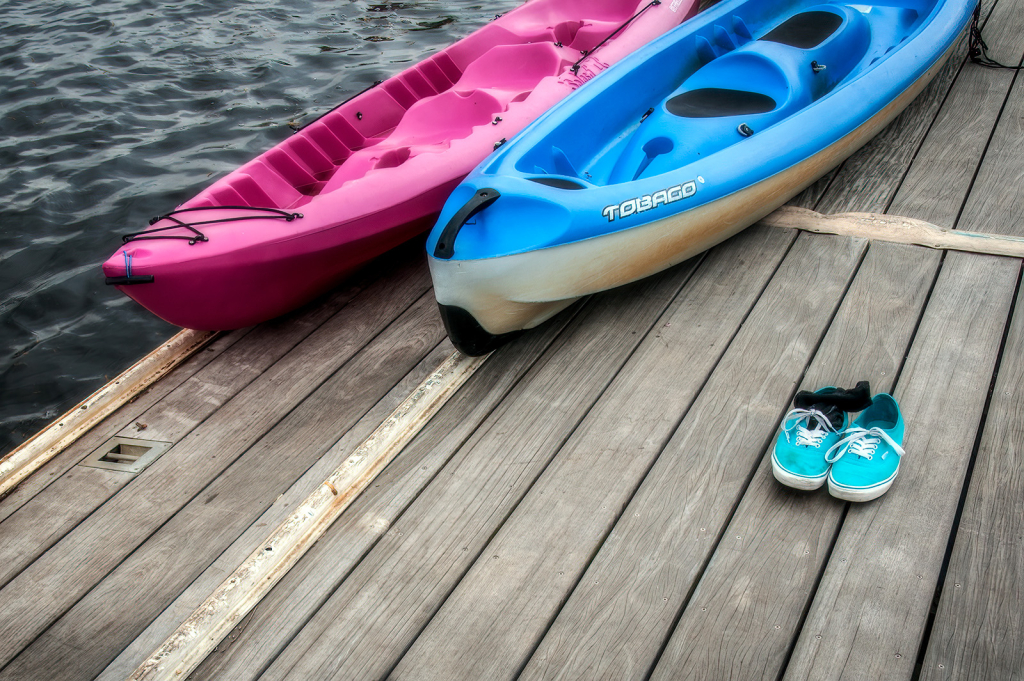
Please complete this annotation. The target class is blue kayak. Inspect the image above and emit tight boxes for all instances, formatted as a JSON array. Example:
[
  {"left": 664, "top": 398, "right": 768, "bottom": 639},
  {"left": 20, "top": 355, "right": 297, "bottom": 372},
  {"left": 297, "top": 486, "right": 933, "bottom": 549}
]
[{"left": 426, "top": 0, "right": 974, "bottom": 355}]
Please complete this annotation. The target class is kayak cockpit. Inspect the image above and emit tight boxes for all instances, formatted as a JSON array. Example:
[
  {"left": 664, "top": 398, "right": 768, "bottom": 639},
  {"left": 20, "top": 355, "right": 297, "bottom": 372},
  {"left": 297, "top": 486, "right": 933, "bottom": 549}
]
[
  {"left": 179, "top": 0, "right": 657, "bottom": 213},
  {"left": 513, "top": 0, "right": 928, "bottom": 188}
]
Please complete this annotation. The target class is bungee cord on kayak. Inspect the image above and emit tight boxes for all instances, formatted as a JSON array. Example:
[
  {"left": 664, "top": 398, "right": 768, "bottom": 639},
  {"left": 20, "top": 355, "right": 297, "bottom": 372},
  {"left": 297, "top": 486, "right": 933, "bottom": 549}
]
[
  {"left": 102, "top": 0, "right": 696, "bottom": 330},
  {"left": 121, "top": 206, "right": 304, "bottom": 245},
  {"left": 571, "top": 0, "right": 663, "bottom": 73}
]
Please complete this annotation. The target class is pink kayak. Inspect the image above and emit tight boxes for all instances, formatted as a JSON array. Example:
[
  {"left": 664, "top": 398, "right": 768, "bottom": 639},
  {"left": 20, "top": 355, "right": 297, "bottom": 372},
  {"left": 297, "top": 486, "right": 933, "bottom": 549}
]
[{"left": 102, "top": 0, "right": 698, "bottom": 330}]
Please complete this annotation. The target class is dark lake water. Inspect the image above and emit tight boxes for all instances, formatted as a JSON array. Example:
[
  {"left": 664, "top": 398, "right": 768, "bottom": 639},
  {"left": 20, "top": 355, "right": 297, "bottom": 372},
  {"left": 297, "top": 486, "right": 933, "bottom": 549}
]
[{"left": 0, "top": 0, "right": 525, "bottom": 454}]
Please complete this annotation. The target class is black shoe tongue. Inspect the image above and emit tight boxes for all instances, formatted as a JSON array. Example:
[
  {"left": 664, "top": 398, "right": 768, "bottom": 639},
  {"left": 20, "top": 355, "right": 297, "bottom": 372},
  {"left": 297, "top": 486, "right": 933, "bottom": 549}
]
[{"left": 794, "top": 381, "right": 872, "bottom": 428}]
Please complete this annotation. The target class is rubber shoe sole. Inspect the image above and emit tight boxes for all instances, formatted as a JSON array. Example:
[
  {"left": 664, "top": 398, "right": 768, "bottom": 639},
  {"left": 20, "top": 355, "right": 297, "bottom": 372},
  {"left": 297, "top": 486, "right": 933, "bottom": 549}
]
[
  {"left": 827, "top": 467, "right": 898, "bottom": 502},
  {"left": 771, "top": 447, "right": 828, "bottom": 490}
]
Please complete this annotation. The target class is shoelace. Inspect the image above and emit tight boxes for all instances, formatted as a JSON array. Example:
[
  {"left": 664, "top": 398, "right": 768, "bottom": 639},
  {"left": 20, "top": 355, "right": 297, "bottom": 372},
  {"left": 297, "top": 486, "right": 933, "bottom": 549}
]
[
  {"left": 824, "top": 426, "right": 905, "bottom": 463},
  {"left": 782, "top": 408, "right": 838, "bottom": 448}
]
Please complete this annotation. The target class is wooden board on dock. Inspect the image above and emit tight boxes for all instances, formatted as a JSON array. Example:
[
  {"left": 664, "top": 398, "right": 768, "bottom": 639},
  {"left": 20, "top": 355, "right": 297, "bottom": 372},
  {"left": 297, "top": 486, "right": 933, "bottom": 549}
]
[{"left": 3, "top": 1, "right": 1024, "bottom": 679}]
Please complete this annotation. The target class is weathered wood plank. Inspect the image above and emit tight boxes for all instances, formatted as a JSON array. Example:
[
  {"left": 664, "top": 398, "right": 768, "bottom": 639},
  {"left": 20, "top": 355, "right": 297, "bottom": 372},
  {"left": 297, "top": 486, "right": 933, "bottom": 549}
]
[
  {"left": 0, "top": 258, "right": 432, "bottom": 673},
  {"left": 0, "top": 328, "right": 248, "bottom": 523},
  {"left": 648, "top": 240, "right": 935, "bottom": 681},
  {"left": 787, "top": 168, "right": 838, "bottom": 210},
  {"left": 918, "top": 275, "right": 1024, "bottom": 680},
  {"left": 956, "top": 63, "right": 1024, "bottom": 238},
  {"left": 647, "top": 9, "right": 1024, "bottom": 672},
  {"left": 915, "top": 37, "right": 1024, "bottom": 679},
  {"left": 258, "top": 257, "right": 701, "bottom": 681},
  {"left": 0, "top": 291, "right": 445, "bottom": 681},
  {"left": 385, "top": 224, "right": 798, "bottom": 681},
  {"left": 514, "top": 233, "right": 863, "bottom": 681},
  {"left": 781, "top": 252, "right": 1018, "bottom": 681},
  {"left": 815, "top": 0, "right": 1011, "bottom": 223},
  {"left": 184, "top": 305, "right": 580, "bottom": 681},
  {"left": 0, "top": 329, "right": 217, "bottom": 498},
  {"left": 0, "top": 243, "right": 418, "bottom": 523},
  {"left": 888, "top": 70, "right": 1020, "bottom": 225},
  {"left": 645, "top": 24, "right": 1022, "bottom": 675},
  {"left": 0, "top": 277, "right": 374, "bottom": 591},
  {"left": 813, "top": 34, "right": 970, "bottom": 215},
  {"left": 94, "top": 340, "right": 456, "bottom": 681},
  {"left": 780, "top": 17, "right": 1024, "bottom": 679},
  {"left": 131, "top": 346, "right": 488, "bottom": 681}
]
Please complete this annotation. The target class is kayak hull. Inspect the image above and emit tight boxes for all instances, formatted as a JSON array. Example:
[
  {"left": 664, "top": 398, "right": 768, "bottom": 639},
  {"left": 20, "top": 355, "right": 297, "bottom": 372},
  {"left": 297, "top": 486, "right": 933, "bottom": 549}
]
[
  {"left": 111, "top": 185, "right": 451, "bottom": 330},
  {"left": 426, "top": 0, "right": 972, "bottom": 354},
  {"left": 103, "top": 0, "right": 698, "bottom": 330}
]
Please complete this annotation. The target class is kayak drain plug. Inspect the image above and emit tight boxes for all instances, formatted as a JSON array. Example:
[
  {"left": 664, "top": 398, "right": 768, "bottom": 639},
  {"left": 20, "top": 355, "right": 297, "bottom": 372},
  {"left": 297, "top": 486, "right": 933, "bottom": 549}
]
[
  {"left": 812, "top": 61, "right": 827, "bottom": 73},
  {"left": 737, "top": 123, "right": 754, "bottom": 137}
]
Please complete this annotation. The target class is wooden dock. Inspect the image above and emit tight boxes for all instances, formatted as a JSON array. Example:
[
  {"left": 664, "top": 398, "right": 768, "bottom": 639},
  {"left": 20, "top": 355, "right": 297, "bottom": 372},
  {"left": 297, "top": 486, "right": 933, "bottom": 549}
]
[{"left": 1, "top": 1, "right": 1022, "bottom": 678}]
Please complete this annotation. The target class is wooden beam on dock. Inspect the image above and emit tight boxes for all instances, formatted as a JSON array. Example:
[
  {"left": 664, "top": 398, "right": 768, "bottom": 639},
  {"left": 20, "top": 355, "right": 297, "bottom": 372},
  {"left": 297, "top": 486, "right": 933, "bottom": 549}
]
[
  {"left": 760, "top": 205, "right": 1024, "bottom": 258},
  {"left": 0, "top": 329, "right": 218, "bottom": 499},
  {"left": 128, "top": 349, "right": 488, "bottom": 681}
]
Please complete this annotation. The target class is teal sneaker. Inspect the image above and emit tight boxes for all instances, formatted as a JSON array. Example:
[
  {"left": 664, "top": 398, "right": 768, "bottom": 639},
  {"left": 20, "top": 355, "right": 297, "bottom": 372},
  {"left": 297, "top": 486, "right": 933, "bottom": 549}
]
[
  {"left": 771, "top": 383, "right": 871, "bottom": 490},
  {"left": 825, "top": 393, "right": 905, "bottom": 502}
]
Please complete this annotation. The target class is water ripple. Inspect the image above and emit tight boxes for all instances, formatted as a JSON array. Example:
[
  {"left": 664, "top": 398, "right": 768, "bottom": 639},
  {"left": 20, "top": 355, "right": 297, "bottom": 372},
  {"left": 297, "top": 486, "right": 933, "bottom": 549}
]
[{"left": 0, "top": 0, "right": 523, "bottom": 453}]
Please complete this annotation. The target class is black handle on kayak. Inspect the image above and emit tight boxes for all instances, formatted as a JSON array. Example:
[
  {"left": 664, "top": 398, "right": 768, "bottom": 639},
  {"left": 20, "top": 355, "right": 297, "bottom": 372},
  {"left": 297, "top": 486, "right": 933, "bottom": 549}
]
[{"left": 433, "top": 188, "right": 500, "bottom": 259}]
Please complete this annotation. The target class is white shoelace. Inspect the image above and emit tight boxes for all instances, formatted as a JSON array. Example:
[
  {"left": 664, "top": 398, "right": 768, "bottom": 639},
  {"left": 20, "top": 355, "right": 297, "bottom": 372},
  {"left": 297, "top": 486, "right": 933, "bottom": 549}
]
[
  {"left": 825, "top": 426, "right": 905, "bottom": 463},
  {"left": 782, "top": 408, "right": 839, "bottom": 448}
]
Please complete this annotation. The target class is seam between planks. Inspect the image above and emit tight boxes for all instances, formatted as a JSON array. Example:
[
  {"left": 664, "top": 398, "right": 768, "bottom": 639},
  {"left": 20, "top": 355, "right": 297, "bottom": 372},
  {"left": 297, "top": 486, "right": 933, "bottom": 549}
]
[
  {"left": 377, "top": 259, "right": 707, "bottom": 681},
  {"left": 0, "top": 312, "right": 346, "bottom": 594},
  {"left": 950, "top": 41, "right": 1024, "bottom": 229},
  {"left": 908, "top": 259, "right": 1024, "bottom": 681},
  {"left": 129, "top": 348, "right": 490, "bottom": 681},
  {"left": 773, "top": 501, "right": 852, "bottom": 681},
  {"left": 0, "top": 329, "right": 219, "bottom": 499},
  {"left": 0, "top": 286, "right": 432, "bottom": 675},
  {"left": 773, "top": 246, "right": 941, "bottom": 681},
  {"left": 770, "top": 235, "right": 946, "bottom": 681},
  {"left": 94, "top": 336, "right": 451, "bottom": 678},
  {"left": 0, "top": 272, "right": 387, "bottom": 585},
  {"left": 0, "top": 282, "right": 425, "bottom": 598},
  {"left": 508, "top": 232, "right": 804, "bottom": 681},
  {"left": 0, "top": 327, "right": 253, "bottom": 524},
  {"left": 639, "top": 233, "right": 870, "bottom": 681},
  {"left": 241, "top": 306, "right": 585, "bottom": 681},
  {"left": 883, "top": 39, "right": 972, "bottom": 216}
]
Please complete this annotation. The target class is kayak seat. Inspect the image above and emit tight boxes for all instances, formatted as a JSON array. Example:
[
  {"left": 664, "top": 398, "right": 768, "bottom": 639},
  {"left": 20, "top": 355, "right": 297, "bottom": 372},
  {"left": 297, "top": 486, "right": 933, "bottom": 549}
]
[
  {"left": 527, "top": 177, "right": 587, "bottom": 190},
  {"left": 670, "top": 5, "right": 869, "bottom": 117},
  {"left": 318, "top": 89, "right": 504, "bottom": 192},
  {"left": 760, "top": 10, "right": 845, "bottom": 49},
  {"left": 666, "top": 88, "right": 777, "bottom": 118},
  {"left": 390, "top": 89, "right": 503, "bottom": 144},
  {"left": 446, "top": 22, "right": 570, "bottom": 70},
  {"left": 672, "top": 50, "right": 789, "bottom": 114},
  {"left": 603, "top": 5, "right": 871, "bottom": 184},
  {"left": 455, "top": 43, "right": 569, "bottom": 96}
]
